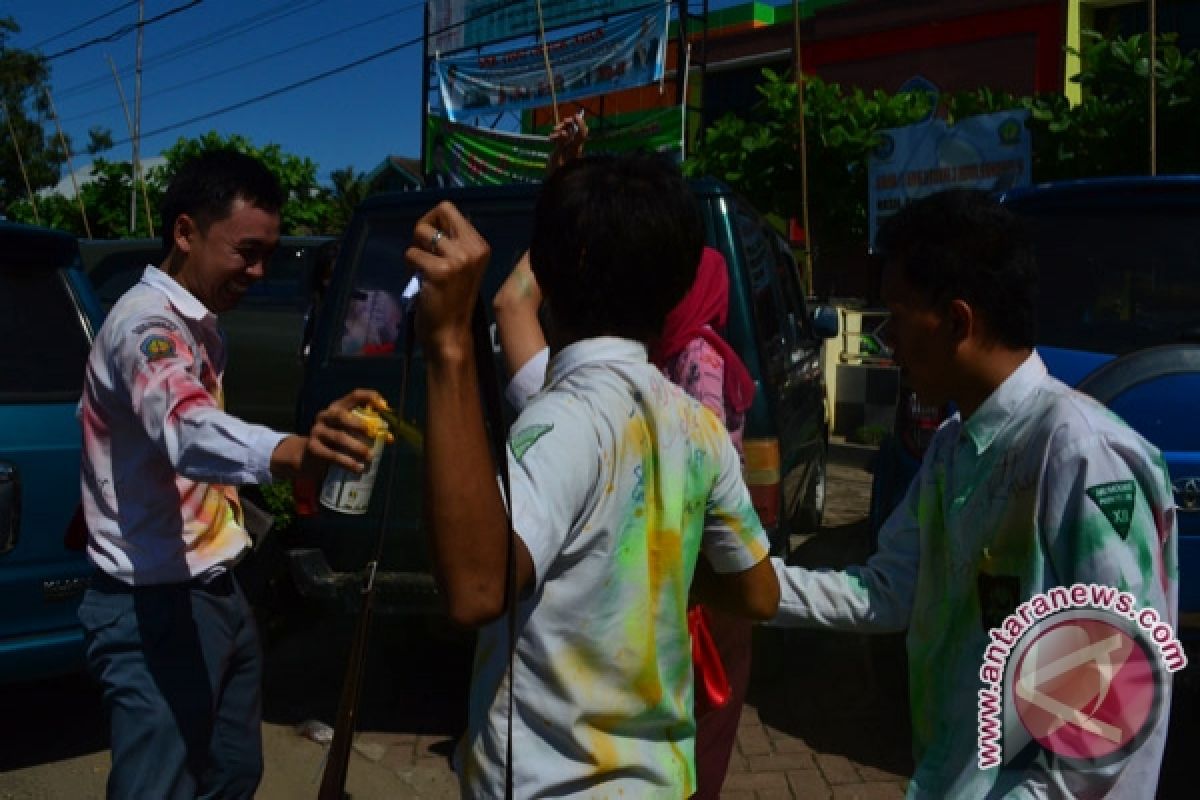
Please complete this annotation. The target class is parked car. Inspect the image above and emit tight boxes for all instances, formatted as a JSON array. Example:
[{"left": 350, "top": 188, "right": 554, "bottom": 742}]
[
  {"left": 868, "top": 176, "right": 1200, "bottom": 628},
  {"left": 0, "top": 221, "right": 103, "bottom": 683},
  {"left": 285, "top": 179, "right": 837, "bottom": 614},
  {"left": 80, "top": 235, "right": 336, "bottom": 431}
]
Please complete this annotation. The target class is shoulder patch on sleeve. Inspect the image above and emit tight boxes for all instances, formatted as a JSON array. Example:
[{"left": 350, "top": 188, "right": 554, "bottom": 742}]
[
  {"left": 131, "top": 316, "right": 179, "bottom": 335},
  {"left": 510, "top": 423, "right": 553, "bottom": 462},
  {"left": 1086, "top": 480, "right": 1136, "bottom": 539},
  {"left": 140, "top": 334, "right": 176, "bottom": 362}
]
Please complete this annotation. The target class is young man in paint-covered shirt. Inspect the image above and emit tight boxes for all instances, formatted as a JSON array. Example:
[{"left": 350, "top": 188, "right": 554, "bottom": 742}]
[
  {"left": 406, "top": 154, "right": 780, "bottom": 798},
  {"left": 769, "top": 190, "right": 1178, "bottom": 798},
  {"left": 78, "top": 151, "right": 385, "bottom": 799}
]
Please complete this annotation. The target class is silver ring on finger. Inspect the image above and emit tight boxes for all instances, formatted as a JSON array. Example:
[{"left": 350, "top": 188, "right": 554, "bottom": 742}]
[{"left": 430, "top": 228, "right": 445, "bottom": 255}]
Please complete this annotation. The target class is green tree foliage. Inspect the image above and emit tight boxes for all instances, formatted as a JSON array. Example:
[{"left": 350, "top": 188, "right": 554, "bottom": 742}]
[
  {"left": 158, "top": 131, "right": 331, "bottom": 234},
  {"left": 0, "top": 16, "right": 66, "bottom": 216},
  {"left": 327, "top": 165, "right": 371, "bottom": 234},
  {"left": 685, "top": 31, "right": 1200, "bottom": 261},
  {"left": 11, "top": 130, "right": 352, "bottom": 237}
]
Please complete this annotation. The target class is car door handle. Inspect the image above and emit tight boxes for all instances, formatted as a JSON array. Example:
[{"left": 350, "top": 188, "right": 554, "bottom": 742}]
[{"left": 0, "top": 463, "right": 19, "bottom": 556}]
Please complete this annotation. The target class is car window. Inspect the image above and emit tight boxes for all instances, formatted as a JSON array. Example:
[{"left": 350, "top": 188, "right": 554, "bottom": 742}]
[
  {"left": 89, "top": 249, "right": 160, "bottom": 308},
  {"left": 1027, "top": 206, "right": 1200, "bottom": 354},
  {"left": 770, "top": 233, "right": 811, "bottom": 342},
  {"left": 332, "top": 207, "right": 534, "bottom": 360},
  {"left": 733, "top": 201, "right": 786, "bottom": 372},
  {"left": 0, "top": 267, "right": 91, "bottom": 401}
]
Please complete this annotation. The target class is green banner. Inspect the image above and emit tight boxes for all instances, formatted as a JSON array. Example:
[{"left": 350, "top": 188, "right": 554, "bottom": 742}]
[{"left": 424, "top": 107, "right": 683, "bottom": 187}]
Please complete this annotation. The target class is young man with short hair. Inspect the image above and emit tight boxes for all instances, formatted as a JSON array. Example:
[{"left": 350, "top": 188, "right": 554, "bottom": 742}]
[
  {"left": 770, "top": 190, "right": 1178, "bottom": 797},
  {"left": 78, "top": 149, "right": 385, "bottom": 799},
  {"left": 407, "top": 154, "right": 779, "bottom": 797}
]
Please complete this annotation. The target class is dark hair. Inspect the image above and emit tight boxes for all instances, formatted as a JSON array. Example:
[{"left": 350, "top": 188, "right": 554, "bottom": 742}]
[
  {"left": 529, "top": 153, "right": 702, "bottom": 344},
  {"left": 159, "top": 149, "right": 284, "bottom": 253},
  {"left": 876, "top": 189, "right": 1037, "bottom": 348}
]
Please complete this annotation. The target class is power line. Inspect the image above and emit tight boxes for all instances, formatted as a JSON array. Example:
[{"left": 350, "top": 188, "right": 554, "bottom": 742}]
[
  {"left": 30, "top": 1, "right": 137, "bottom": 50},
  {"left": 61, "top": 2, "right": 423, "bottom": 124},
  {"left": 45, "top": 0, "right": 205, "bottom": 62},
  {"left": 54, "top": 0, "right": 331, "bottom": 101},
  {"left": 103, "top": 33, "right": 422, "bottom": 151}
]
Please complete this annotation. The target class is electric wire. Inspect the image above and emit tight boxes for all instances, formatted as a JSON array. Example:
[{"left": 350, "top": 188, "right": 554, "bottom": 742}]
[
  {"left": 29, "top": 1, "right": 137, "bottom": 50},
  {"left": 44, "top": 0, "right": 205, "bottom": 62}
]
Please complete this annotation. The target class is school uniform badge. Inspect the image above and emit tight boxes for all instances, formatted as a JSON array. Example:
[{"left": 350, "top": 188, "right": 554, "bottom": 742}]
[
  {"left": 1085, "top": 480, "right": 1136, "bottom": 539},
  {"left": 140, "top": 334, "right": 176, "bottom": 362}
]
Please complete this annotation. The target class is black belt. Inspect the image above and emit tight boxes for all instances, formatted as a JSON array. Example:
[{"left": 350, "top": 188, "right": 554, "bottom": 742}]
[{"left": 91, "top": 569, "right": 236, "bottom": 596}]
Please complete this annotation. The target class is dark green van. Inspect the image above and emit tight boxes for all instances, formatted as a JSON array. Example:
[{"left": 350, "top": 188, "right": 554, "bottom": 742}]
[
  {"left": 80, "top": 235, "right": 335, "bottom": 432},
  {"left": 286, "top": 180, "right": 836, "bottom": 614}
]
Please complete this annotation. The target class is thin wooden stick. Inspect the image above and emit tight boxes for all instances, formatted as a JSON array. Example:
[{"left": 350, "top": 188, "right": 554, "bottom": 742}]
[
  {"left": 3, "top": 106, "right": 40, "bottom": 224},
  {"left": 107, "top": 55, "right": 155, "bottom": 236},
  {"left": 43, "top": 86, "right": 91, "bottom": 238},
  {"left": 533, "top": 0, "right": 560, "bottom": 125},
  {"left": 792, "top": 0, "right": 814, "bottom": 293},
  {"left": 1148, "top": 0, "right": 1157, "bottom": 176}
]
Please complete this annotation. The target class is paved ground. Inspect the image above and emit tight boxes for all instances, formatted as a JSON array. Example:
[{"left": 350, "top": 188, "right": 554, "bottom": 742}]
[{"left": 2, "top": 448, "right": 1197, "bottom": 798}]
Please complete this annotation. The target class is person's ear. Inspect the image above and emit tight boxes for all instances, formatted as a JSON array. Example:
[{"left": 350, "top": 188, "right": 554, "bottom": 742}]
[
  {"left": 947, "top": 298, "right": 974, "bottom": 343},
  {"left": 173, "top": 213, "right": 197, "bottom": 256}
]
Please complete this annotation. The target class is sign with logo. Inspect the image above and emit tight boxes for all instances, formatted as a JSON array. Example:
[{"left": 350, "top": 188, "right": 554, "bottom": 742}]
[
  {"left": 867, "top": 109, "right": 1032, "bottom": 249},
  {"left": 428, "top": 0, "right": 657, "bottom": 54},
  {"left": 424, "top": 106, "right": 683, "bottom": 187},
  {"left": 976, "top": 582, "right": 1185, "bottom": 770},
  {"left": 435, "top": 6, "right": 667, "bottom": 121}
]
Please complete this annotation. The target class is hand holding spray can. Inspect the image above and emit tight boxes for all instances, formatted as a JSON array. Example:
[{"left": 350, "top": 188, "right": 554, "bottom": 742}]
[{"left": 320, "top": 405, "right": 393, "bottom": 514}]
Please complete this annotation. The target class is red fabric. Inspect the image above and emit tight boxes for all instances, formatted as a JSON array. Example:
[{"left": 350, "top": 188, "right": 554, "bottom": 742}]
[
  {"left": 651, "top": 247, "right": 756, "bottom": 415},
  {"left": 688, "top": 606, "right": 731, "bottom": 713}
]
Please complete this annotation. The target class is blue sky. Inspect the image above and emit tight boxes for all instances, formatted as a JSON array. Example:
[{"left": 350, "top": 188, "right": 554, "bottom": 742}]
[
  {"left": 8, "top": 0, "right": 429, "bottom": 184},
  {"left": 8, "top": 1, "right": 751, "bottom": 186}
]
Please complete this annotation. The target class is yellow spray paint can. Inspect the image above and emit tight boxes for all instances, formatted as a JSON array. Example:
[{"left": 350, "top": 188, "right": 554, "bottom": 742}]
[{"left": 319, "top": 406, "right": 390, "bottom": 515}]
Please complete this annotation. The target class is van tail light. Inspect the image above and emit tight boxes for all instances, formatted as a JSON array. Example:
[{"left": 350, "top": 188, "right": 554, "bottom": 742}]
[
  {"left": 896, "top": 391, "right": 947, "bottom": 460},
  {"left": 743, "top": 438, "right": 781, "bottom": 529},
  {"left": 64, "top": 504, "right": 88, "bottom": 551},
  {"left": 294, "top": 477, "right": 320, "bottom": 517}
]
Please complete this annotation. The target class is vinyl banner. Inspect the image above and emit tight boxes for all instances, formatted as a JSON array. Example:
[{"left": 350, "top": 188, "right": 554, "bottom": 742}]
[
  {"left": 428, "top": 0, "right": 656, "bottom": 54},
  {"left": 435, "top": 5, "right": 668, "bottom": 121},
  {"left": 424, "top": 107, "right": 682, "bottom": 187},
  {"left": 867, "top": 109, "right": 1032, "bottom": 248}
]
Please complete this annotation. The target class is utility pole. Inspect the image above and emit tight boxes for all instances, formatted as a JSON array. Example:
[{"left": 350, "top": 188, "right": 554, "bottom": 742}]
[
  {"left": 134, "top": 0, "right": 145, "bottom": 231},
  {"left": 1148, "top": 0, "right": 1157, "bottom": 176},
  {"left": 791, "top": 0, "right": 814, "bottom": 294}
]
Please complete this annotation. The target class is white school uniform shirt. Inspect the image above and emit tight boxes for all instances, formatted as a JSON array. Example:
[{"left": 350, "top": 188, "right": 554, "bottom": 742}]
[
  {"left": 456, "top": 337, "right": 770, "bottom": 798},
  {"left": 770, "top": 353, "right": 1178, "bottom": 799},
  {"left": 80, "top": 266, "right": 287, "bottom": 585}
]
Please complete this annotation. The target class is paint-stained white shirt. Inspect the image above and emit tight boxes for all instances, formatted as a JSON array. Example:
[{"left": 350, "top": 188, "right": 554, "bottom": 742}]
[
  {"left": 771, "top": 353, "right": 1178, "bottom": 799},
  {"left": 457, "top": 337, "right": 770, "bottom": 798},
  {"left": 80, "top": 267, "right": 286, "bottom": 585}
]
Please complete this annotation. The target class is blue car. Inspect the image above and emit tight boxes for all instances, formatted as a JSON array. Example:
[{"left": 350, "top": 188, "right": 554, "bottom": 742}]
[
  {"left": 0, "top": 221, "right": 103, "bottom": 683},
  {"left": 868, "top": 176, "right": 1200, "bottom": 630}
]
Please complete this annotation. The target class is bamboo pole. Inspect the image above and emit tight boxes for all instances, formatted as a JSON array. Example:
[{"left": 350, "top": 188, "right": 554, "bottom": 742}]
[
  {"left": 135, "top": 0, "right": 147, "bottom": 227},
  {"left": 533, "top": 0, "right": 560, "bottom": 125},
  {"left": 43, "top": 86, "right": 91, "bottom": 238},
  {"left": 107, "top": 55, "right": 154, "bottom": 236},
  {"left": 1148, "top": 0, "right": 1157, "bottom": 176},
  {"left": 792, "top": 0, "right": 814, "bottom": 294},
  {"left": 3, "top": 106, "right": 40, "bottom": 224}
]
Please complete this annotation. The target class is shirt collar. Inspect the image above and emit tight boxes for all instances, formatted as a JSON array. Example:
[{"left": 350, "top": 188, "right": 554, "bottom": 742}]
[
  {"left": 546, "top": 337, "right": 648, "bottom": 385},
  {"left": 140, "top": 265, "right": 215, "bottom": 324},
  {"left": 961, "top": 351, "right": 1047, "bottom": 455}
]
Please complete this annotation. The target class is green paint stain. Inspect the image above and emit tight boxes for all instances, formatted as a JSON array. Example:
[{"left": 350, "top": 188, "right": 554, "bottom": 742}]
[{"left": 509, "top": 423, "right": 554, "bottom": 461}]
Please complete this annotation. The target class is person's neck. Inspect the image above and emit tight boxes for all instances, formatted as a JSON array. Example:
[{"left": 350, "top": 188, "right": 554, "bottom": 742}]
[{"left": 953, "top": 346, "right": 1033, "bottom": 420}]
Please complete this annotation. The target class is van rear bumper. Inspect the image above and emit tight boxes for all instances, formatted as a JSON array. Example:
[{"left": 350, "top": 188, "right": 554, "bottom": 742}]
[{"left": 286, "top": 548, "right": 442, "bottom": 616}]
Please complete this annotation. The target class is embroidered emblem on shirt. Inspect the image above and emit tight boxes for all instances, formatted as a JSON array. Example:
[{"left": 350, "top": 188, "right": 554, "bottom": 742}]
[
  {"left": 140, "top": 335, "right": 176, "bottom": 362},
  {"left": 1086, "top": 480, "right": 1136, "bottom": 539},
  {"left": 509, "top": 423, "right": 553, "bottom": 461}
]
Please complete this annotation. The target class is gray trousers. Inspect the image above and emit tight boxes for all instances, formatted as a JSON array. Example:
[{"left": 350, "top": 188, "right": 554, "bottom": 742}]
[{"left": 79, "top": 571, "right": 263, "bottom": 799}]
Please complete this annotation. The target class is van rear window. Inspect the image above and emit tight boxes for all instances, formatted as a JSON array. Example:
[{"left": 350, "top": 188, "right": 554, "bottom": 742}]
[
  {"left": 0, "top": 268, "right": 91, "bottom": 401},
  {"left": 1030, "top": 207, "right": 1200, "bottom": 355}
]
